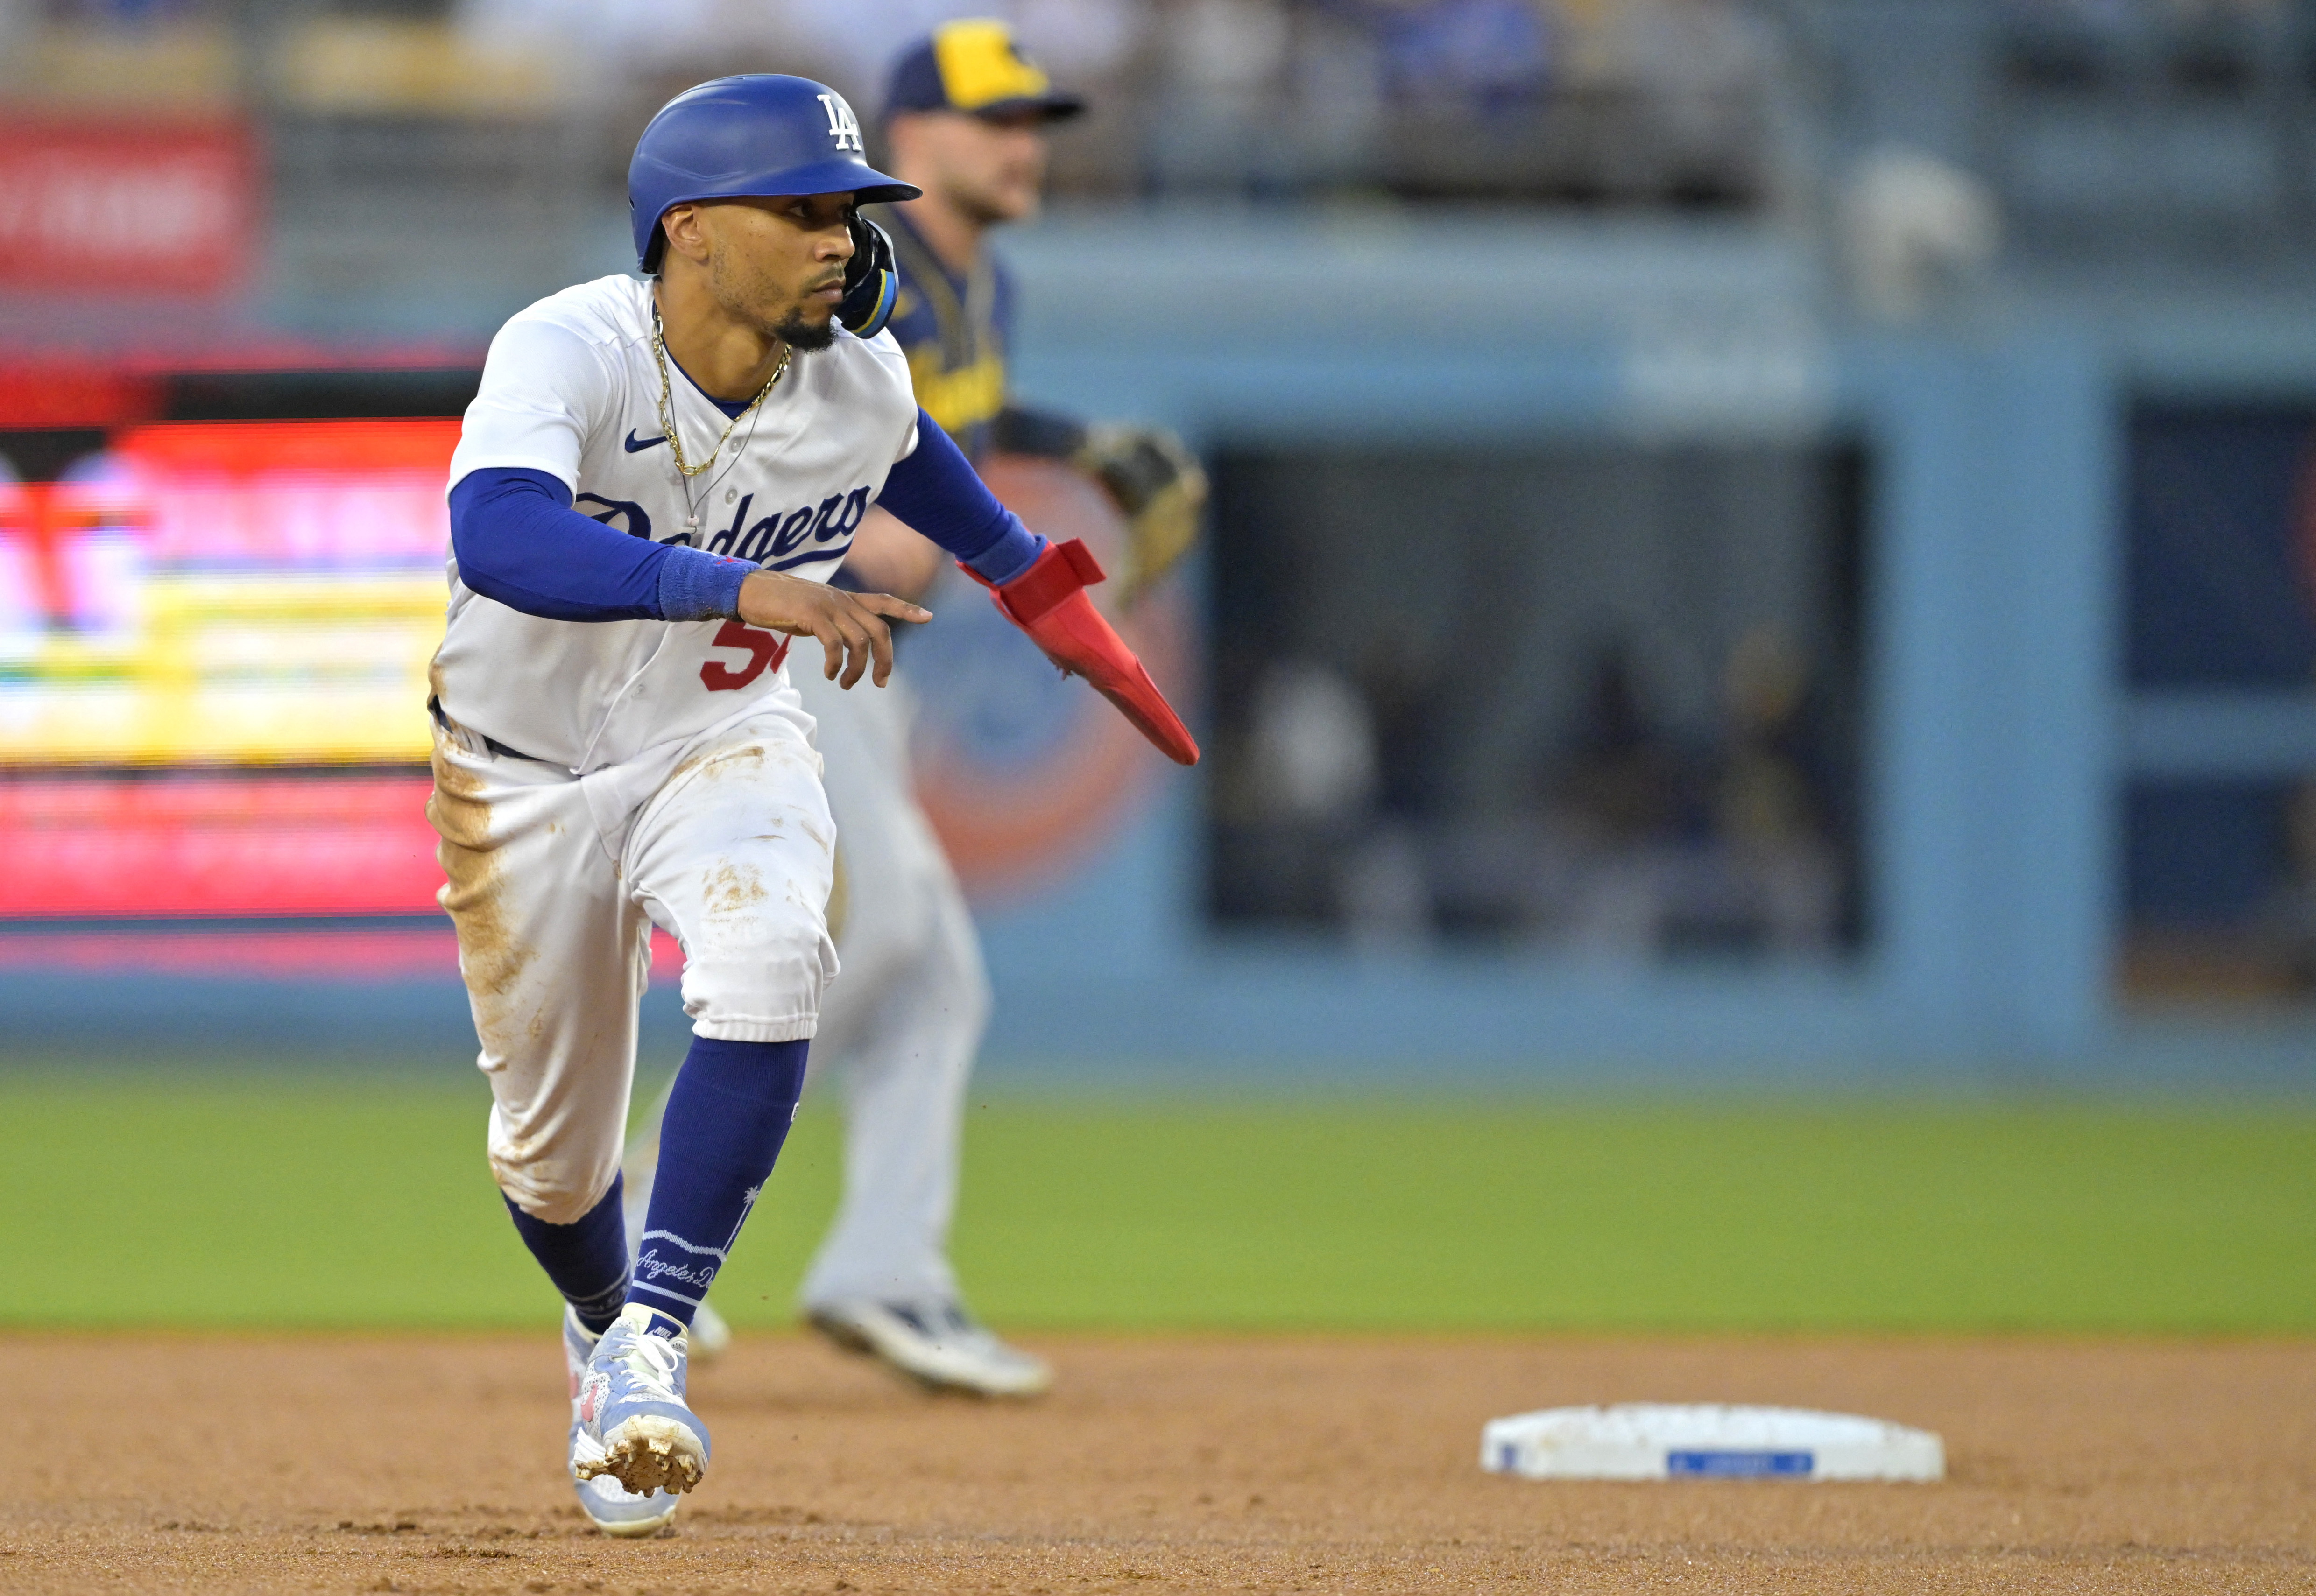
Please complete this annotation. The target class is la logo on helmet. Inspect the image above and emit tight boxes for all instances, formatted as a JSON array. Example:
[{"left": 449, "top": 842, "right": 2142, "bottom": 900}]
[{"left": 818, "top": 93, "right": 863, "bottom": 152}]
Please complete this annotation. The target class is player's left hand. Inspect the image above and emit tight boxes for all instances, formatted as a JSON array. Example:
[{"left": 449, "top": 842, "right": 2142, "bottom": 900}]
[
  {"left": 735, "top": 570, "right": 931, "bottom": 689},
  {"left": 970, "top": 538, "right": 1199, "bottom": 765}
]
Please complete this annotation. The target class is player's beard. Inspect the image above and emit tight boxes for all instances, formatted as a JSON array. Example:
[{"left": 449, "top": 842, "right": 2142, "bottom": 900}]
[{"left": 773, "top": 305, "right": 839, "bottom": 352}]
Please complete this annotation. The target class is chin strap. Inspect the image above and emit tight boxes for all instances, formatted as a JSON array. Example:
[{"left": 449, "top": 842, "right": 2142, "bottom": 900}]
[{"left": 964, "top": 539, "right": 1200, "bottom": 766}]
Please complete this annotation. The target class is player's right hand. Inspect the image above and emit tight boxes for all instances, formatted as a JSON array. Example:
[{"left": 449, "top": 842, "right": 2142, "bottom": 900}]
[{"left": 735, "top": 570, "right": 931, "bottom": 689}]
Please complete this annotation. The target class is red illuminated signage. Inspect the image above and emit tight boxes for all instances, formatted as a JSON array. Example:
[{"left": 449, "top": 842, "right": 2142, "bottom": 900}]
[
  {"left": 0, "top": 773, "right": 442, "bottom": 919},
  {"left": 0, "top": 119, "right": 256, "bottom": 296}
]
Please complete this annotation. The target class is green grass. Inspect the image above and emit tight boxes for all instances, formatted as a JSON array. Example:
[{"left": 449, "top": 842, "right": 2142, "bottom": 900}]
[{"left": 1, "top": 1072, "right": 2311, "bottom": 1333}]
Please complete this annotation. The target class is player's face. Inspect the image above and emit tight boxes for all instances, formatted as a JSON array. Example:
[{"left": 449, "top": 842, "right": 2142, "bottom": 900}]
[
  {"left": 687, "top": 193, "right": 856, "bottom": 351},
  {"left": 900, "top": 110, "right": 1049, "bottom": 226}
]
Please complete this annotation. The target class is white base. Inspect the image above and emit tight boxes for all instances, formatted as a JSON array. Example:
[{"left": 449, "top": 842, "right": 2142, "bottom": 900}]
[{"left": 1481, "top": 1403, "right": 1944, "bottom": 1482}]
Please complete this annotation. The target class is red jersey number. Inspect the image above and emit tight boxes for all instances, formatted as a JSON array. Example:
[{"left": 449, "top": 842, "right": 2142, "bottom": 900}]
[{"left": 699, "top": 621, "right": 789, "bottom": 691}]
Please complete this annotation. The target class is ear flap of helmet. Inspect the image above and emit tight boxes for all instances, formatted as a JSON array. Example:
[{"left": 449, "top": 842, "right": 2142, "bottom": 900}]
[{"left": 839, "top": 214, "right": 899, "bottom": 339}]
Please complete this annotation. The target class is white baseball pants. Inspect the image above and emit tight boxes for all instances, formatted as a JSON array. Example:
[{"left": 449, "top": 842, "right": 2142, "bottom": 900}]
[{"left": 431, "top": 686, "right": 839, "bottom": 1226}]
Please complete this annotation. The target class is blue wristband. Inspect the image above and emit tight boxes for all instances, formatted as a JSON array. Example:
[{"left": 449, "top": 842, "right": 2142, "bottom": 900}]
[
  {"left": 656, "top": 544, "right": 757, "bottom": 621},
  {"left": 962, "top": 514, "right": 1046, "bottom": 586}
]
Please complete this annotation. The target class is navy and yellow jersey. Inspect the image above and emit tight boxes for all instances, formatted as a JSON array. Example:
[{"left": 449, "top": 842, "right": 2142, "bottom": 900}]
[
  {"left": 874, "top": 205, "right": 1012, "bottom": 464},
  {"left": 869, "top": 204, "right": 1087, "bottom": 471},
  {"left": 859, "top": 202, "right": 1202, "bottom": 612}
]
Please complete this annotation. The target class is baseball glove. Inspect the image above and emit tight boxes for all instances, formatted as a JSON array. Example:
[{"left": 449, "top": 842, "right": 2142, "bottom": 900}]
[{"left": 1073, "top": 424, "right": 1208, "bottom": 611}]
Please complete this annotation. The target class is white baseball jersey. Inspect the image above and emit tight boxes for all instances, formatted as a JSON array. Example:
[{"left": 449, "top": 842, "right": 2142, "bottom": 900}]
[{"left": 436, "top": 274, "right": 919, "bottom": 773}]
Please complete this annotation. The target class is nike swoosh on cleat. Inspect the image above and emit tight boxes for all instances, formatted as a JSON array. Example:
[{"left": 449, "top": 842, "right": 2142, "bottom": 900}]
[{"left": 624, "top": 429, "right": 668, "bottom": 453}]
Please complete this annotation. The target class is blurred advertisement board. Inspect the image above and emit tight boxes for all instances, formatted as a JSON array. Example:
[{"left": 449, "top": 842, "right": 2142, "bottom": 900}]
[
  {"left": 0, "top": 415, "right": 448, "bottom": 922},
  {"left": 0, "top": 121, "right": 256, "bottom": 296},
  {"left": 0, "top": 420, "right": 449, "bottom": 766}
]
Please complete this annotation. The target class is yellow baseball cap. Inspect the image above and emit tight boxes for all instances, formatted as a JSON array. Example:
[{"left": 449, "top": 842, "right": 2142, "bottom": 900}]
[{"left": 883, "top": 19, "right": 1086, "bottom": 122}]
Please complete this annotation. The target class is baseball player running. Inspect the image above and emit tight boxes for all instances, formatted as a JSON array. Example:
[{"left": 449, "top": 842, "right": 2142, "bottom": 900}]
[
  {"left": 615, "top": 19, "right": 1207, "bottom": 1399},
  {"left": 430, "top": 72, "right": 1194, "bottom": 1538}
]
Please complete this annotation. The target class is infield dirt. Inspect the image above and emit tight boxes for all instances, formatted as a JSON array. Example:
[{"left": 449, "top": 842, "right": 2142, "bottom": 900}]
[{"left": 8, "top": 1331, "right": 2311, "bottom": 1594}]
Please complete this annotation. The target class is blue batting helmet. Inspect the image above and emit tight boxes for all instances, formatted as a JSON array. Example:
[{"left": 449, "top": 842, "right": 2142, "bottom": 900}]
[{"left": 628, "top": 75, "right": 921, "bottom": 275}]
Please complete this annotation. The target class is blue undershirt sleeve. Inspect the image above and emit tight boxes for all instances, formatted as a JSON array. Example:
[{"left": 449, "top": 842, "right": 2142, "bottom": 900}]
[
  {"left": 449, "top": 467, "right": 756, "bottom": 623},
  {"left": 875, "top": 409, "right": 1046, "bottom": 585}
]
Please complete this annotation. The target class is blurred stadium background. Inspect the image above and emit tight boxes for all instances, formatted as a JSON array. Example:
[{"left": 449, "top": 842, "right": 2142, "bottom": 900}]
[{"left": 1, "top": 0, "right": 2314, "bottom": 1333}]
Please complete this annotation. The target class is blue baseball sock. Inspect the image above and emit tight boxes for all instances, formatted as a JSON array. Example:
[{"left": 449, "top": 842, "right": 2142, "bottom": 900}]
[
  {"left": 504, "top": 1172, "right": 630, "bottom": 1336},
  {"left": 628, "top": 1036, "right": 810, "bottom": 1328}
]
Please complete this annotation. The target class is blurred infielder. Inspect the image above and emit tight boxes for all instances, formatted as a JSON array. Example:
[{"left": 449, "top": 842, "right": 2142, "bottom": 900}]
[
  {"left": 618, "top": 20, "right": 1206, "bottom": 1397},
  {"left": 431, "top": 71, "right": 1195, "bottom": 1538}
]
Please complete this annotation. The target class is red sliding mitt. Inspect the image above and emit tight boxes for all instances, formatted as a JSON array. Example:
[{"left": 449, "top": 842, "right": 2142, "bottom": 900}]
[{"left": 966, "top": 538, "right": 1200, "bottom": 765}]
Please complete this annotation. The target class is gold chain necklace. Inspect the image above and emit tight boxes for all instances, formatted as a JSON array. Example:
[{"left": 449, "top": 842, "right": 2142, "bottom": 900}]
[{"left": 650, "top": 302, "right": 789, "bottom": 482}]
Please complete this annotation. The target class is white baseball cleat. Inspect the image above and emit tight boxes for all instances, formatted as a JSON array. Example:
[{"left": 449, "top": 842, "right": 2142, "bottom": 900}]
[
  {"left": 806, "top": 1298, "right": 1052, "bottom": 1398},
  {"left": 562, "top": 1309, "right": 680, "bottom": 1537},
  {"left": 573, "top": 1303, "right": 711, "bottom": 1498}
]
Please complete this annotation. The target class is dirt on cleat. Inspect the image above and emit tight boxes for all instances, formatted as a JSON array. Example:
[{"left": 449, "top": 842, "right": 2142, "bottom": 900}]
[
  {"left": 620, "top": 1441, "right": 700, "bottom": 1496},
  {"left": 589, "top": 1420, "right": 706, "bottom": 1495}
]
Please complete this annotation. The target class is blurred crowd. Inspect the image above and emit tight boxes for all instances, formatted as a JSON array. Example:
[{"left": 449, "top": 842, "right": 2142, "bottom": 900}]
[
  {"left": 0, "top": 0, "right": 1792, "bottom": 206},
  {"left": 8, "top": 0, "right": 2316, "bottom": 249},
  {"left": 1213, "top": 622, "right": 1847, "bottom": 958},
  {"left": 2000, "top": 0, "right": 2304, "bottom": 54},
  {"left": 1984, "top": 0, "right": 2316, "bottom": 256},
  {"left": 1994, "top": 0, "right": 2316, "bottom": 114}
]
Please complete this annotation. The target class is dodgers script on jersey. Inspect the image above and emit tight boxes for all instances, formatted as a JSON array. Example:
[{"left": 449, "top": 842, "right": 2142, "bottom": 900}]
[{"left": 436, "top": 274, "right": 919, "bottom": 773}]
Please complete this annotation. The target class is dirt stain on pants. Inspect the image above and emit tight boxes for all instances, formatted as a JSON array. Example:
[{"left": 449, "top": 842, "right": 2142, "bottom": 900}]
[{"left": 428, "top": 744, "right": 537, "bottom": 1025}]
